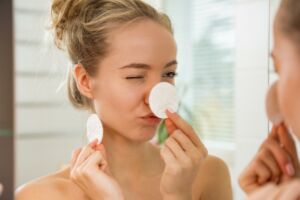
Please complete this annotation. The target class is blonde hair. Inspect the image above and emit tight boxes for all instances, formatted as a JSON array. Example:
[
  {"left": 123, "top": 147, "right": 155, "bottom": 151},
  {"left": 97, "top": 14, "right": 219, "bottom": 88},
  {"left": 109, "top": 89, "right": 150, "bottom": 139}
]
[{"left": 50, "top": 0, "right": 173, "bottom": 111}]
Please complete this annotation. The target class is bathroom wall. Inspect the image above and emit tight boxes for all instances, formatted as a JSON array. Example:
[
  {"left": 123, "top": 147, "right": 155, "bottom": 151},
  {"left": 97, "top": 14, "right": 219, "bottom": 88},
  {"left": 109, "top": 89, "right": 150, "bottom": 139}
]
[
  {"left": 14, "top": 0, "right": 164, "bottom": 188},
  {"left": 234, "top": 0, "right": 283, "bottom": 199},
  {"left": 14, "top": 0, "right": 88, "bottom": 187}
]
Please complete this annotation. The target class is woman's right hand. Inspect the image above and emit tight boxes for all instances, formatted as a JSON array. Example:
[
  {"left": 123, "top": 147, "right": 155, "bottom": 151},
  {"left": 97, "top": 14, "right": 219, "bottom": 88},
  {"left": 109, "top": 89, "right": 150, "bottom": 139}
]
[
  {"left": 247, "top": 179, "right": 300, "bottom": 200},
  {"left": 70, "top": 140, "right": 124, "bottom": 200},
  {"left": 239, "top": 123, "right": 300, "bottom": 194}
]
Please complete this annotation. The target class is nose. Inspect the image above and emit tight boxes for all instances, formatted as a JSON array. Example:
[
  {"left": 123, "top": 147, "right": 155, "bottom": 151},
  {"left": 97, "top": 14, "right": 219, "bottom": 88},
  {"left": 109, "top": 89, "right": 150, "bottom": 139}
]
[{"left": 144, "top": 79, "right": 165, "bottom": 105}]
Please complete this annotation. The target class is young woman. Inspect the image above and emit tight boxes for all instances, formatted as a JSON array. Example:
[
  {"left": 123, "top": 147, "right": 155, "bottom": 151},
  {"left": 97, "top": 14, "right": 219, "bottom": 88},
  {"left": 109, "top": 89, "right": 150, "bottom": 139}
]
[
  {"left": 239, "top": 0, "right": 300, "bottom": 199},
  {"left": 16, "top": 0, "right": 232, "bottom": 200}
]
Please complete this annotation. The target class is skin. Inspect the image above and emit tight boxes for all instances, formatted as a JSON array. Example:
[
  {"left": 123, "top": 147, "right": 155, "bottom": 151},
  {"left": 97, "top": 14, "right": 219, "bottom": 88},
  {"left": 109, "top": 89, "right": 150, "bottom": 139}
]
[
  {"left": 239, "top": 9, "right": 300, "bottom": 199},
  {"left": 15, "top": 19, "right": 232, "bottom": 200},
  {"left": 247, "top": 179, "right": 300, "bottom": 200},
  {"left": 0, "top": 182, "right": 3, "bottom": 196}
]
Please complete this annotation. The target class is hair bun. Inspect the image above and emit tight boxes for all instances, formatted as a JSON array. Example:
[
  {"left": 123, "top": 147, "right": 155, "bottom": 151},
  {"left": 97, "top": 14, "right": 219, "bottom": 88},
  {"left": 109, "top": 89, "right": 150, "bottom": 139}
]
[{"left": 50, "top": 0, "right": 84, "bottom": 49}]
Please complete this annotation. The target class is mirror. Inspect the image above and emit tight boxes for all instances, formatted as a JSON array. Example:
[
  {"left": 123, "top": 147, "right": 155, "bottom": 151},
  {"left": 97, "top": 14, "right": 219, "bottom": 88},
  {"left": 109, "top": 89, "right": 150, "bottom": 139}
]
[{"left": 13, "top": 0, "right": 298, "bottom": 199}]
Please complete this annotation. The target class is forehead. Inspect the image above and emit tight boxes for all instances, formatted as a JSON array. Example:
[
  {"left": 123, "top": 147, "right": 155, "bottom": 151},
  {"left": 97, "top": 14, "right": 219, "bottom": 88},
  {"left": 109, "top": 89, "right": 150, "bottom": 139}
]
[{"left": 105, "top": 19, "right": 177, "bottom": 65}]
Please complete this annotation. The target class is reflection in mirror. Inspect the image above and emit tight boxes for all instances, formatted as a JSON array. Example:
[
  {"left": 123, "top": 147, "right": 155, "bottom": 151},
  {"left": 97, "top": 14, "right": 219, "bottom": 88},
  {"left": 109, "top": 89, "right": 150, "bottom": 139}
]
[{"left": 14, "top": 1, "right": 233, "bottom": 199}]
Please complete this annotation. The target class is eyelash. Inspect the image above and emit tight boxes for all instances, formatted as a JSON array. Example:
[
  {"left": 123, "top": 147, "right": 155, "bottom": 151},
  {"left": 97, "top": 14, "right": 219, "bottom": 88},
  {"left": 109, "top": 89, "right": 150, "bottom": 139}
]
[{"left": 126, "top": 72, "right": 178, "bottom": 80}]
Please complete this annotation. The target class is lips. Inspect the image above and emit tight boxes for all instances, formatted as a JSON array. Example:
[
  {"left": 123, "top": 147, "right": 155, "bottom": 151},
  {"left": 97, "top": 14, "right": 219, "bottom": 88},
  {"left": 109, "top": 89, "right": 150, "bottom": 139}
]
[
  {"left": 142, "top": 113, "right": 158, "bottom": 118},
  {"left": 140, "top": 113, "right": 161, "bottom": 125}
]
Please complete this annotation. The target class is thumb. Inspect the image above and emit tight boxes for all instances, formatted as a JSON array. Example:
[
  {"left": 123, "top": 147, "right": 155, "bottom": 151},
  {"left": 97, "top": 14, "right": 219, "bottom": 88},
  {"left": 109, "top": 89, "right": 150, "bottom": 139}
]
[
  {"left": 95, "top": 144, "right": 107, "bottom": 159},
  {"left": 70, "top": 148, "right": 82, "bottom": 168},
  {"left": 95, "top": 144, "right": 111, "bottom": 174},
  {"left": 278, "top": 124, "right": 299, "bottom": 172}
]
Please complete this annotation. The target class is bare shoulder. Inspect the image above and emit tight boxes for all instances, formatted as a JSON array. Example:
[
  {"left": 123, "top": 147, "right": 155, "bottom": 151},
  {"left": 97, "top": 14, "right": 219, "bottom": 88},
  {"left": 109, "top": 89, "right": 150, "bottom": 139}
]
[
  {"left": 193, "top": 155, "right": 233, "bottom": 200},
  {"left": 15, "top": 167, "right": 86, "bottom": 200},
  {"left": 199, "top": 155, "right": 230, "bottom": 179}
]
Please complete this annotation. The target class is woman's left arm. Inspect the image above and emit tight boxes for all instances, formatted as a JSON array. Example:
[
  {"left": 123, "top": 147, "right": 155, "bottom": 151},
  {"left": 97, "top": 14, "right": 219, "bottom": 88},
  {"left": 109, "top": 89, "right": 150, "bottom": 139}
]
[
  {"left": 160, "top": 109, "right": 232, "bottom": 200},
  {"left": 195, "top": 155, "right": 233, "bottom": 200}
]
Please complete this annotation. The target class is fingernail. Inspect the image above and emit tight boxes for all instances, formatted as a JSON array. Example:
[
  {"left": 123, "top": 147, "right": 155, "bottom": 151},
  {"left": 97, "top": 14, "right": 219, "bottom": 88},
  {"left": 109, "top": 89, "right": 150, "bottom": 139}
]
[
  {"left": 89, "top": 139, "right": 98, "bottom": 147},
  {"left": 286, "top": 163, "right": 295, "bottom": 176}
]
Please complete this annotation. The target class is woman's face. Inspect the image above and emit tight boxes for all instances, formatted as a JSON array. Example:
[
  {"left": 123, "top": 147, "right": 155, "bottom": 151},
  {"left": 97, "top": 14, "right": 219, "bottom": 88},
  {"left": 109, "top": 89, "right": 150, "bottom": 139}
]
[
  {"left": 92, "top": 19, "right": 177, "bottom": 142},
  {"left": 272, "top": 14, "right": 300, "bottom": 139}
]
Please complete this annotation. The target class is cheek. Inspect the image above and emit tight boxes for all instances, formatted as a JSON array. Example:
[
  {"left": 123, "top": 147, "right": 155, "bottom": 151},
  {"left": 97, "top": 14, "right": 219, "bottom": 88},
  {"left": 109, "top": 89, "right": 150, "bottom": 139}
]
[{"left": 95, "top": 80, "right": 145, "bottom": 119}]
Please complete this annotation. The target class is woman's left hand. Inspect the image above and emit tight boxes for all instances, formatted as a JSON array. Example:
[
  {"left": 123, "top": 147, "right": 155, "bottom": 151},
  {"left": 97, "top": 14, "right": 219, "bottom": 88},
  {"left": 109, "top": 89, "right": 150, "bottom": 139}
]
[{"left": 160, "top": 109, "right": 208, "bottom": 199}]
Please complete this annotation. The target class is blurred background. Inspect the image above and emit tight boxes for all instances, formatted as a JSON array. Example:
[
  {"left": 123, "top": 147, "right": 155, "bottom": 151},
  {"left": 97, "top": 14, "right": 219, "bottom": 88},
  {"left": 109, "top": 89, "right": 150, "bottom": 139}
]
[{"left": 10, "top": 0, "right": 298, "bottom": 199}]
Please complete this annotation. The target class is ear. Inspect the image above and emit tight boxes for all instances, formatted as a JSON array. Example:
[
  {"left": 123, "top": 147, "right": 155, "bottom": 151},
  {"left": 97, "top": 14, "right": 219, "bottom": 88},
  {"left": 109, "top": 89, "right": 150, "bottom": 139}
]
[{"left": 74, "top": 64, "right": 95, "bottom": 99}]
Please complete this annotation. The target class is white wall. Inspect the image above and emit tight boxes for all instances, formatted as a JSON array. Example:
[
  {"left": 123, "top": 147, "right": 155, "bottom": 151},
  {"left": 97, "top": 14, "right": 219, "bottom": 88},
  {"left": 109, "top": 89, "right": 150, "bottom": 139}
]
[
  {"left": 233, "top": 0, "right": 297, "bottom": 198},
  {"left": 14, "top": 0, "right": 89, "bottom": 187},
  {"left": 234, "top": 0, "right": 271, "bottom": 199},
  {"left": 14, "top": 0, "right": 164, "bottom": 189}
]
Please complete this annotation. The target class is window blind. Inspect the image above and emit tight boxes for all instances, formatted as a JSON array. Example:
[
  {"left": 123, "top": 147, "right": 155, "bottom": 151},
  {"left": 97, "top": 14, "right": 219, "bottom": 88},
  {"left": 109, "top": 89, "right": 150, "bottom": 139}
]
[{"left": 163, "top": 0, "right": 235, "bottom": 142}]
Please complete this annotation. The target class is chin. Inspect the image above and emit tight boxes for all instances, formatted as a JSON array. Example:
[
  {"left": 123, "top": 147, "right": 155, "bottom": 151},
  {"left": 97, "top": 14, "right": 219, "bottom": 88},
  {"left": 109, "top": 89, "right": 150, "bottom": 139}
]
[{"left": 133, "top": 128, "right": 158, "bottom": 142}]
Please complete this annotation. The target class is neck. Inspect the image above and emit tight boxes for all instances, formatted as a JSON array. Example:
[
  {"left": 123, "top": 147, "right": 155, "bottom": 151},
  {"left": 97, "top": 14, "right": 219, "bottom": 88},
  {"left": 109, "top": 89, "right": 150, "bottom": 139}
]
[{"left": 102, "top": 125, "right": 163, "bottom": 182}]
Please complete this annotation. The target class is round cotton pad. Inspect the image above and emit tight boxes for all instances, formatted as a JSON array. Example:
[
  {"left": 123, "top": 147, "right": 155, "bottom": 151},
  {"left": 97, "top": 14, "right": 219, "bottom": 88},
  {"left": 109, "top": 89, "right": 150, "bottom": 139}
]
[
  {"left": 149, "top": 82, "right": 179, "bottom": 119},
  {"left": 86, "top": 114, "right": 103, "bottom": 144},
  {"left": 266, "top": 81, "right": 283, "bottom": 125}
]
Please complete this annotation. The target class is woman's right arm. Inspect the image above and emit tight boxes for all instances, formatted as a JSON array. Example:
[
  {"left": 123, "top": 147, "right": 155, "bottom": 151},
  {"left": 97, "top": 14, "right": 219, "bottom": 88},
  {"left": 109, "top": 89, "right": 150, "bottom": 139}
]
[{"left": 15, "top": 181, "right": 67, "bottom": 200}]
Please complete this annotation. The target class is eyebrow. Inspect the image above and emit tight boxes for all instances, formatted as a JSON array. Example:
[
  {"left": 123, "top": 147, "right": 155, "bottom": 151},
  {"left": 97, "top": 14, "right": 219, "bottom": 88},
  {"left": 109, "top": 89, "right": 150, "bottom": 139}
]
[{"left": 118, "top": 60, "right": 177, "bottom": 70}]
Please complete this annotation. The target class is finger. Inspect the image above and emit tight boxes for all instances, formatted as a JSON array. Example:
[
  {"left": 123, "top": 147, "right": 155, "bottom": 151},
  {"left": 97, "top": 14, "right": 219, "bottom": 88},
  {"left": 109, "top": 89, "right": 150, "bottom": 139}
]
[
  {"left": 71, "top": 148, "right": 82, "bottom": 168},
  {"left": 89, "top": 139, "right": 99, "bottom": 148},
  {"left": 171, "top": 129, "right": 207, "bottom": 159},
  {"left": 278, "top": 124, "right": 298, "bottom": 168},
  {"left": 254, "top": 160, "right": 272, "bottom": 184},
  {"left": 268, "top": 125, "right": 279, "bottom": 140},
  {"left": 160, "top": 145, "right": 178, "bottom": 166},
  {"left": 73, "top": 145, "right": 95, "bottom": 169},
  {"left": 165, "top": 109, "right": 203, "bottom": 148},
  {"left": 94, "top": 144, "right": 109, "bottom": 165},
  {"left": 258, "top": 149, "right": 282, "bottom": 183},
  {"left": 165, "top": 118, "right": 177, "bottom": 135},
  {"left": 98, "top": 145, "right": 112, "bottom": 174},
  {"left": 263, "top": 138, "right": 295, "bottom": 176},
  {"left": 171, "top": 129, "right": 195, "bottom": 151},
  {"left": 83, "top": 151, "right": 107, "bottom": 170},
  {"left": 164, "top": 136, "right": 187, "bottom": 161}
]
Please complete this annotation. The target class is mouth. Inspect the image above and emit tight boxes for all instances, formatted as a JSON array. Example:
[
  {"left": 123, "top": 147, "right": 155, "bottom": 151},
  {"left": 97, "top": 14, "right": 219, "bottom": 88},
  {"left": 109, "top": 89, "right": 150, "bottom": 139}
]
[{"left": 140, "top": 113, "right": 161, "bottom": 125}]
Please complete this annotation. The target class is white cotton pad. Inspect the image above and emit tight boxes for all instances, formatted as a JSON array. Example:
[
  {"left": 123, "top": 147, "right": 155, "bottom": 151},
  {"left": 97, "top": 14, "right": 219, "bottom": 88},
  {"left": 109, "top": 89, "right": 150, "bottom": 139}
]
[
  {"left": 266, "top": 81, "right": 283, "bottom": 125},
  {"left": 86, "top": 114, "right": 103, "bottom": 144},
  {"left": 149, "top": 82, "right": 179, "bottom": 119}
]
